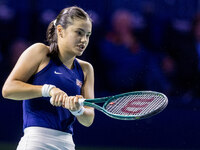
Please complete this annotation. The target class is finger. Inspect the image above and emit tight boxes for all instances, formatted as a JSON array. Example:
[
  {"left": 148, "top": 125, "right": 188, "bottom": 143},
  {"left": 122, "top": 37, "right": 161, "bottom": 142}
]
[
  {"left": 64, "top": 96, "right": 70, "bottom": 109},
  {"left": 69, "top": 96, "right": 75, "bottom": 111},
  {"left": 74, "top": 96, "right": 79, "bottom": 108},
  {"left": 62, "top": 95, "right": 67, "bottom": 107},
  {"left": 54, "top": 95, "right": 58, "bottom": 106},
  {"left": 55, "top": 95, "right": 61, "bottom": 106},
  {"left": 50, "top": 96, "right": 55, "bottom": 105},
  {"left": 76, "top": 95, "right": 83, "bottom": 99},
  {"left": 52, "top": 95, "right": 58, "bottom": 106},
  {"left": 57, "top": 94, "right": 64, "bottom": 106}
]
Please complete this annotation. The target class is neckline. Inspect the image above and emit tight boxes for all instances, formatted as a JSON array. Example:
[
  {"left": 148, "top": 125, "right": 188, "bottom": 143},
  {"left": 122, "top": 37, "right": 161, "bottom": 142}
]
[{"left": 56, "top": 56, "right": 76, "bottom": 71}]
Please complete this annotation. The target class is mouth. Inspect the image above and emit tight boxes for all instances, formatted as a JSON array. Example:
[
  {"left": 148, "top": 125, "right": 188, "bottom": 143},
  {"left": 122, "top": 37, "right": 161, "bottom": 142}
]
[{"left": 77, "top": 44, "right": 85, "bottom": 51}]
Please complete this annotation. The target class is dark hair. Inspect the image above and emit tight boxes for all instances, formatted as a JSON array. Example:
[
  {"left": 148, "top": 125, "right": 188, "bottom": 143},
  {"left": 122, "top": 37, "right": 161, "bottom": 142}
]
[{"left": 46, "top": 6, "right": 92, "bottom": 57}]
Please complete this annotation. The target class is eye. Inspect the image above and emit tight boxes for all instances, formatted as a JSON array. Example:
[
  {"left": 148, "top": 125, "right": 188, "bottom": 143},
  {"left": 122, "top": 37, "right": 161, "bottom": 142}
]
[
  {"left": 76, "top": 31, "right": 83, "bottom": 36},
  {"left": 86, "top": 34, "right": 91, "bottom": 38}
]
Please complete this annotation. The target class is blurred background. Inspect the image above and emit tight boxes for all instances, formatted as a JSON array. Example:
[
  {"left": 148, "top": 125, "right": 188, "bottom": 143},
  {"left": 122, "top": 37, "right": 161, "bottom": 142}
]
[{"left": 0, "top": 0, "right": 200, "bottom": 149}]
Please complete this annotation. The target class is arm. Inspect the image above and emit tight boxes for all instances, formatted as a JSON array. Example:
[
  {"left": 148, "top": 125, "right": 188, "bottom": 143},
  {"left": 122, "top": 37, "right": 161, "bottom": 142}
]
[
  {"left": 61, "top": 60, "right": 95, "bottom": 127},
  {"left": 76, "top": 60, "right": 95, "bottom": 127},
  {"left": 2, "top": 43, "right": 50, "bottom": 100},
  {"left": 49, "top": 59, "right": 94, "bottom": 127}
]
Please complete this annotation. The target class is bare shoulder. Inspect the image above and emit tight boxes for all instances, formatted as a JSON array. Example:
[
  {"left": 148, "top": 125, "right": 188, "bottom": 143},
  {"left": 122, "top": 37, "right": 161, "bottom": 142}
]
[
  {"left": 76, "top": 58, "right": 94, "bottom": 72},
  {"left": 26, "top": 43, "right": 49, "bottom": 56},
  {"left": 18, "top": 43, "right": 50, "bottom": 74},
  {"left": 23, "top": 43, "right": 50, "bottom": 64},
  {"left": 76, "top": 59, "right": 94, "bottom": 81}
]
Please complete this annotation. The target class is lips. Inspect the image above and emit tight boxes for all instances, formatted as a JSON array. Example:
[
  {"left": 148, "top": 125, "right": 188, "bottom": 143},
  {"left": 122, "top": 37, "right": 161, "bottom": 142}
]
[{"left": 77, "top": 44, "right": 85, "bottom": 51}]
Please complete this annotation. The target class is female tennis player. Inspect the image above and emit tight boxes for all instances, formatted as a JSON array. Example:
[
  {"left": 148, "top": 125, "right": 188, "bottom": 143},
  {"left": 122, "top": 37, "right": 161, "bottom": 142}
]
[{"left": 2, "top": 6, "right": 94, "bottom": 150}]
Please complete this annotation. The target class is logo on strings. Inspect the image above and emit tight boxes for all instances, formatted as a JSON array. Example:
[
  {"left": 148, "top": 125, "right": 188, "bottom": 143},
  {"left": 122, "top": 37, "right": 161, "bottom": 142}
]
[{"left": 121, "top": 98, "right": 154, "bottom": 114}]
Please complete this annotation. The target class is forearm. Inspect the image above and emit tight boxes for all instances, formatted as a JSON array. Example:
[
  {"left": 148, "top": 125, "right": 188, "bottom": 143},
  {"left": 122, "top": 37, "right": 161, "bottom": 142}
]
[
  {"left": 77, "top": 107, "right": 94, "bottom": 127},
  {"left": 2, "top": 80, "right": 42, "bottom": 100}
]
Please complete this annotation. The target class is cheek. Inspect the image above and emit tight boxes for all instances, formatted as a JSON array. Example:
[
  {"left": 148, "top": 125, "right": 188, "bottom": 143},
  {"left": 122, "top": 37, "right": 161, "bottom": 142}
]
[
  {"left": 86, "top": 39, "right": 90, "bottom": 45},
  {"left": 66, "top": 35, "right": 77, "bottom": 45}
]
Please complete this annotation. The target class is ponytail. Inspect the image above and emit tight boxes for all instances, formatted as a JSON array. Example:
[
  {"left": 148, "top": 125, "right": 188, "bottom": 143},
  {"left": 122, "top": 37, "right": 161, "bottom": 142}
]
[{"left": 46, "top": 20, "right": 59, "bottom": 57}]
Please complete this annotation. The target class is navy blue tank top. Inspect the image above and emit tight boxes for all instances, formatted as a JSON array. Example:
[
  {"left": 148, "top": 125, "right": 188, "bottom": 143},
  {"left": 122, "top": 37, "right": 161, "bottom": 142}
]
[{"left": 23, "top": 56, "right": 84, "bottom": 134}]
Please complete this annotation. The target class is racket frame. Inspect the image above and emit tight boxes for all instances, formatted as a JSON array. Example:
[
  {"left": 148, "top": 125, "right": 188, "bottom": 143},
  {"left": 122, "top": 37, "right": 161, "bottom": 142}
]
[{"left": 80, "top": 91, "right": 168, "bottom": 120}]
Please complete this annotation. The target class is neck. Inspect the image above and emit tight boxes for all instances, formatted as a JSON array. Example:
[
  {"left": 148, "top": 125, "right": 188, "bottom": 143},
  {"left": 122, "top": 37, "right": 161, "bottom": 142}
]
[
  {"left": 58, "top": 52, "right": 75, "bottom": 69},
  {"left": 57, "top": 40, "right": 77, "bottom": 69}
]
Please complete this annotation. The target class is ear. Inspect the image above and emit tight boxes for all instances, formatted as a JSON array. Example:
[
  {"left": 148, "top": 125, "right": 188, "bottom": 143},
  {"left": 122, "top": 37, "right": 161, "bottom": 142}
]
[{"left": 57, "top": 25, "right": 64, "bottom": 38}]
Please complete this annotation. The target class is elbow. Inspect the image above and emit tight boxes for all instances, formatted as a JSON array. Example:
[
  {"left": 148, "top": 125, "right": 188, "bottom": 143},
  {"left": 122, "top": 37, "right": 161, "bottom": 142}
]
[
  {"left": 78, "top": 115, "right": 94, "bottom": 127},
  {"left": 2, "top": 85, "right": 11, "bottom": 99},
  {"left": 83, "top": 115, "right": 95, "bottom": 127},
  {"left": 2, "top": 87, "right": 8, "bottom": 99},
  {"left": 84, "top": 120, "right": 93, "bottom": 127},
  {"left": 83, "top": 123, "right": 93, "bottom": 127},
  {"left": 77, "top": 108, "right": 95, "bottom": 127}
]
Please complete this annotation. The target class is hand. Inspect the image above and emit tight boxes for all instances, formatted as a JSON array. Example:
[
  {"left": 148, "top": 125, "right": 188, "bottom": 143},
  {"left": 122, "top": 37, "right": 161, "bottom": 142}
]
[
  {"left": 62, "top": 95, "right": 83, "bottom": 111},
  {"left": 49, "top": 87, "right": 68, "bottom": 106}
]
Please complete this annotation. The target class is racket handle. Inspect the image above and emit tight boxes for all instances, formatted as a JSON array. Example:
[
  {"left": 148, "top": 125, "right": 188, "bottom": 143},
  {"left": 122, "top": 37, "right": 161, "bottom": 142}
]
[
  {"left": 50, "top": 97, "right": 85, "bottom": 106},
  {"left": 78, "top": 98, "right": 85, "bottom": 106}
]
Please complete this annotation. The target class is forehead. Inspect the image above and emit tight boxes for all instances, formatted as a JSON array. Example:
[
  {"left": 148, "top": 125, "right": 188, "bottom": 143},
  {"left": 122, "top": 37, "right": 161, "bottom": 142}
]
[{"left": 68, "top": 18, "right": 92, "bottom": 32}]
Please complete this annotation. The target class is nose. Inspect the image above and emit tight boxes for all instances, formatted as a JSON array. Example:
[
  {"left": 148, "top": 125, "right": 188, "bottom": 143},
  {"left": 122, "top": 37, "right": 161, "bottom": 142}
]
[{"left": 81, "top": 35, "right": 87, "bottom": 43}]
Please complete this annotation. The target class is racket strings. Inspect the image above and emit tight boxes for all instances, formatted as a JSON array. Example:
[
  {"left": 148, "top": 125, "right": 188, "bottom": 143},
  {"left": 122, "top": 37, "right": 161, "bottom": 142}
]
[
  {"left": 105, "top": 94, "right": 166, "bottom": 116},
  {"left": 140, "top": 95, "right": 164, "bottom": 115}
]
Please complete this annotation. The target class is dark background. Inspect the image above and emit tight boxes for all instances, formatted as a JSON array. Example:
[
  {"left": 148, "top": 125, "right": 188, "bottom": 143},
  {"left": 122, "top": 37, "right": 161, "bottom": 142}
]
[{"left": 0, "top": 0, "right": 200, "bottom": 149}]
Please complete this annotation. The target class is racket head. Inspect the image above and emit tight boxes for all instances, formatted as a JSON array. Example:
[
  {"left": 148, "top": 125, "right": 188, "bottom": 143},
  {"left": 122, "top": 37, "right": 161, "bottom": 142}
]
[{"left": 103, "top": 91, "right": 168, "bottom": 120}]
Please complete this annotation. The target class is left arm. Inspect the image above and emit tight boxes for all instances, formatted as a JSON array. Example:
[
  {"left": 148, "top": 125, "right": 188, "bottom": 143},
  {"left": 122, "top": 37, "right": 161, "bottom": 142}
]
[
  {"left": 76, "top": 60, "right": 95, "bottom": 127},
  {"left": 60, "top": 60, "right": 95, "bottom": 127}
]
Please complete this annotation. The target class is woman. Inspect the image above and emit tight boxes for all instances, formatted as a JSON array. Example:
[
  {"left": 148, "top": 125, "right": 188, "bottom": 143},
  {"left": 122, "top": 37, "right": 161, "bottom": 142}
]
[{"left": 2, "top": 6, "right": 94, "bottom": 150}]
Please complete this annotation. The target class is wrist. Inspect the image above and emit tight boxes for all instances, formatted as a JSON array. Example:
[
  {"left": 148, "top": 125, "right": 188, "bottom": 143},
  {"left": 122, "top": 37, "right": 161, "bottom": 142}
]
[
  {"left": 42, "top": 84, "right": 56, "bottom": 97},
  {"left": 70, "top": 106, "right": 85, "bottom": 116}
]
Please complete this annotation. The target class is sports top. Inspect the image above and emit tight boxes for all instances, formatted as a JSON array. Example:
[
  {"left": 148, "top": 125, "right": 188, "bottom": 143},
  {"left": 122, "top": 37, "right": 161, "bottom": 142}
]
[{"left": 23, "top": 56, "right": 84, "bottom": 134}]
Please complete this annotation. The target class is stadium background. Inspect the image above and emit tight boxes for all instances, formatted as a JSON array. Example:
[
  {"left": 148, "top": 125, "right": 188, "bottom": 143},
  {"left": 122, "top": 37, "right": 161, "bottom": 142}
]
[{"left": 0, "top": 0, "right": 199, "bottom": 149}]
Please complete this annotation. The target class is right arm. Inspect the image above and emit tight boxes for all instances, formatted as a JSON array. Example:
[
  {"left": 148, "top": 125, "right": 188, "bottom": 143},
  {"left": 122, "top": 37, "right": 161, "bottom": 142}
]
[{"left": 2, "top": 43, "right": 52, "bottom": 100}]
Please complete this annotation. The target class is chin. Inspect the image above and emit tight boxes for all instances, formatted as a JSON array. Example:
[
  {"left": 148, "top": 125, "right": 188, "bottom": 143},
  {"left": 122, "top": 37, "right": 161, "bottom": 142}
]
[{"left": 76, "top": 51, "right": 84, "bottom": 56}]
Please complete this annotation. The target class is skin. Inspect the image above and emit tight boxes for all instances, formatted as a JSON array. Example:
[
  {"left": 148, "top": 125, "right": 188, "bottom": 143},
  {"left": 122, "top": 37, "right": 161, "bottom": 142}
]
[{"left": 2, "top": 18, "right": 94, "bottom": 127}]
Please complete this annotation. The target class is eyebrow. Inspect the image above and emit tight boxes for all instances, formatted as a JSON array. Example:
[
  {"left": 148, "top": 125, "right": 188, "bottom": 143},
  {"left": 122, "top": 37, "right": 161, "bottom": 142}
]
[{"left": 77, "top": 28, "right": 92, "bottom": 34}]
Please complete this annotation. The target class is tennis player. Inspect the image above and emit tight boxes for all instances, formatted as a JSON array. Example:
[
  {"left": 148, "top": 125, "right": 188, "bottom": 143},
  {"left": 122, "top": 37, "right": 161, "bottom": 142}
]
[{"left": 2, "top": 6, "right": 94, "bottom": 150}]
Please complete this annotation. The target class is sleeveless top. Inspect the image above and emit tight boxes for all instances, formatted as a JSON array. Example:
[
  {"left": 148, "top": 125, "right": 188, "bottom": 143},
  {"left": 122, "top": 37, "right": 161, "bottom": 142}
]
[{"left": 23, "top": 56, "right": 84, "bottom": 134}]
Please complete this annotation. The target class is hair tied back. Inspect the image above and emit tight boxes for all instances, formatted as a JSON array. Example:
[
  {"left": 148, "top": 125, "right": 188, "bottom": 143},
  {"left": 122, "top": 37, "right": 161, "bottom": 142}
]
[{"left": 53, "top": 19, "right": 57, "bottom": 27}]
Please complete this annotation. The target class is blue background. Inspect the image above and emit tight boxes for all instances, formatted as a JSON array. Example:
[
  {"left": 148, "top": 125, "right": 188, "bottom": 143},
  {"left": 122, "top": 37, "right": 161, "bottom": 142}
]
[{"left": 0, "top": 0, "right": 200, "bottom": 149}]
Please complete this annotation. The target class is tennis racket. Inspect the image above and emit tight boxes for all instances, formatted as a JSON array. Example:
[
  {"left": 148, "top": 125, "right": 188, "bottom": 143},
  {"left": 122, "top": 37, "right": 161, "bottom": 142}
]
[{"left": 79, "top": 91, "right": 168, "bottom": 120}]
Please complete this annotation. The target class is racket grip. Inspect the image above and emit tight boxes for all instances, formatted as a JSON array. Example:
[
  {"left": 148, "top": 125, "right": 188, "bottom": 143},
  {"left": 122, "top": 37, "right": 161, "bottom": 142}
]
[
  {"left": 50, "top": 97, "right": 85, "bottom": 106},
  {"left": 78, "top": 98, "right": 85, "bottom": 106}
]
